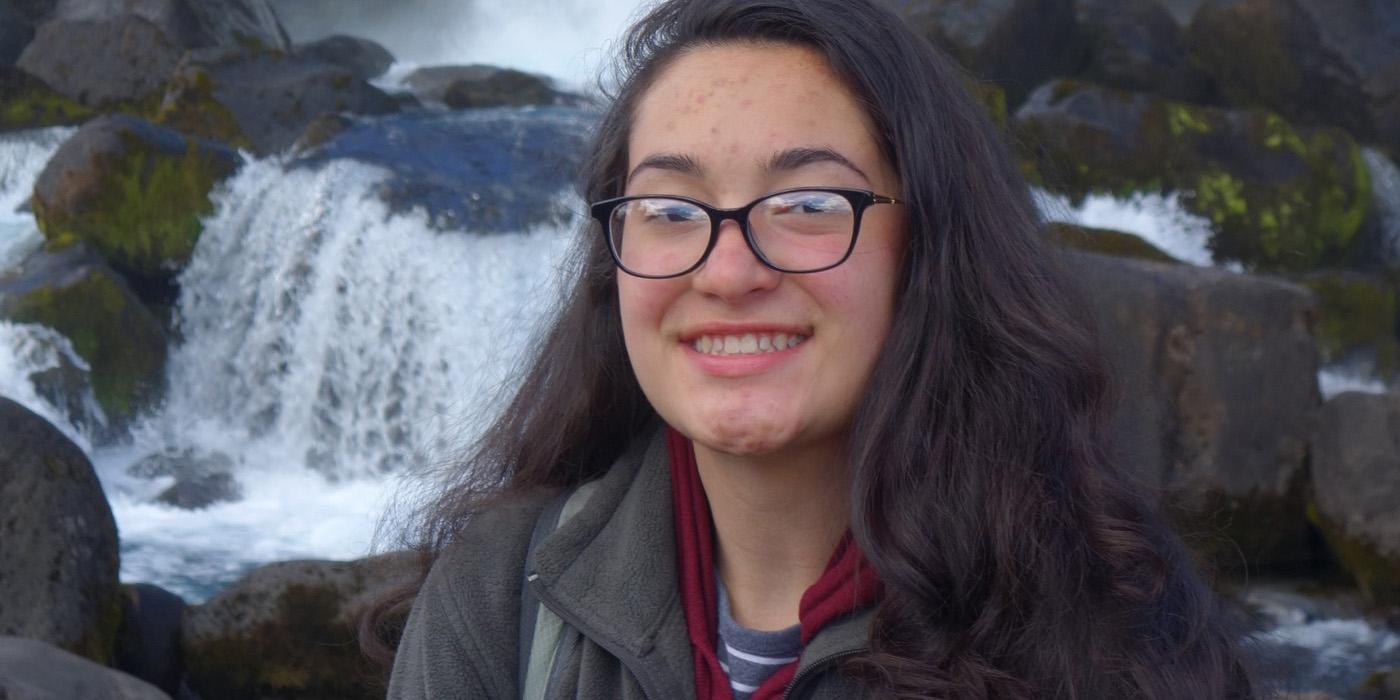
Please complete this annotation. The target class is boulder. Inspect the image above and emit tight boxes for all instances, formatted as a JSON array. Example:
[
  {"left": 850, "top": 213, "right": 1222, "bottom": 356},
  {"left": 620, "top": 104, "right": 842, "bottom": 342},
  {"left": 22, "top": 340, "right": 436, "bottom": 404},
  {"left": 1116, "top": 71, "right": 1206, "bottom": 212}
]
[
  {"left": 295, "top": 34, "right": 394, "bottom": 81},
  {"left": 1186, "top": 0, "right": 1400, "bottom": 159},
  {"left": 1017, "top": 80, "right": 1373, "bottom": 273},
  {"left": 0, "top": 398, "right": 121, "bottom": 662},
  {"left": 157, "top": 47, "right": 399, "bottom": 155},
  {"left": 404, "top": 64, "right": 564, "bottom": 109},
  {"left": 16, "top": 15, "right": 183, "bottom": 109},
  {"left": 0, "top": 636, "right": 171, "bottom": 699},
  {"left": 1296, "top": 271, "right": 1399, "bottom": 375},
  {"left": 1044, "top": 222, "right": 1181, "bottom": 264},
  {"left": 0, "top": 66, "right": 95, "bottom": 132},
  {"left": 30, "top": 114, "right": 243, "bottom": 287},
  {"left": 0, "top": 244, "right": 168, "bottom": 426},
  {"left": 127, "top": 447, "right": 241, "bottom": 510},
  {"left": 114, "top": 584, "right": 186, "bottom": 696},
  {"left": 1066, "top": 251, "right": 1320, "bottom": 572},
  {"left": 1073, "top": 0, "right": 1211, "bottom": 102},
  {"left": 1311, "top": 391, "right": 1400, "bottom": 604},
  {"left": 0, "top": 1, "right": 34, "bottom": 66},
  {"left": 892, "top": 0, "right": 1087, "bottom": 107},
  {"left": 182, "top": 553, "right": 415, "bottom": 700},
  {"left": 49, "top": 0, "right": 289, "bottom": 51}
]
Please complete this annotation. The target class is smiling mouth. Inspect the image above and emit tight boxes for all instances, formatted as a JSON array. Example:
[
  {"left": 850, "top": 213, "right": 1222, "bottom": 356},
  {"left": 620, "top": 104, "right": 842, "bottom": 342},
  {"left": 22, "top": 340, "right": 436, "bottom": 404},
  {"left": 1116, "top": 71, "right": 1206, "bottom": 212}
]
[{"left": 690, "top": 332, "right": 810, "bottom": 356}]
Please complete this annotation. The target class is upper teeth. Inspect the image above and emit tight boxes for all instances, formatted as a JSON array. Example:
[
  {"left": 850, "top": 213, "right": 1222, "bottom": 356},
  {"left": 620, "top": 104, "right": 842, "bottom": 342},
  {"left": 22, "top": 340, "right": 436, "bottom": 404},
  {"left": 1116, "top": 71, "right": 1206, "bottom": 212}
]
[{"left": 692, "top": 333, "right": 807, "bottom": 355}]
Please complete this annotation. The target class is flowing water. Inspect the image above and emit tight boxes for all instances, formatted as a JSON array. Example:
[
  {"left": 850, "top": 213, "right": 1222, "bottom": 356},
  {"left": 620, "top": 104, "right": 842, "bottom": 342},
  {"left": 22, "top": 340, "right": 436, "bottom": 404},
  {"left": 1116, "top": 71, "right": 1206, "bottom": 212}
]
[{"left": 1, "top": 2, "right": 1398, "bottom": 695}]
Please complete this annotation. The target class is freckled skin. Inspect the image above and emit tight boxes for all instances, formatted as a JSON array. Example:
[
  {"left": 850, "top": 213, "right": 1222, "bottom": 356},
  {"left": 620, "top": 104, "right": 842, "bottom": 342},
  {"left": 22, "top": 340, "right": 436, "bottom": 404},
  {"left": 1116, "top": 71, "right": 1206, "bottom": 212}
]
[{"left": 618, "top": 43, "right": 905, "bottom": 460}]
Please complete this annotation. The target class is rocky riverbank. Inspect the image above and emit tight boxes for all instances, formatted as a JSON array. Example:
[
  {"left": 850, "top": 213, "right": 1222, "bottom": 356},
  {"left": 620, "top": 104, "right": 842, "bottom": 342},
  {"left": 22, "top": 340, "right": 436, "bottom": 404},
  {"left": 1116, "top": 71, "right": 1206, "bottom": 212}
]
[{"left": 2, "top": 0, "right": 1399, "bottom": 697}]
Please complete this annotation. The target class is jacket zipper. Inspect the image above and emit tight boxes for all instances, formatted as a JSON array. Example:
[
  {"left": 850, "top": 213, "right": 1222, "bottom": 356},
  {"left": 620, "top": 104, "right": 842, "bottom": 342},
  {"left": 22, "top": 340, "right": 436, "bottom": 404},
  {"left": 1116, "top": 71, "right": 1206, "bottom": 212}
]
[
  {"left": 782, "top": 649, "right": 862, "bottom": 700},
  {"left": 529, "top": 580, "right": 671, "bottom": 700}
]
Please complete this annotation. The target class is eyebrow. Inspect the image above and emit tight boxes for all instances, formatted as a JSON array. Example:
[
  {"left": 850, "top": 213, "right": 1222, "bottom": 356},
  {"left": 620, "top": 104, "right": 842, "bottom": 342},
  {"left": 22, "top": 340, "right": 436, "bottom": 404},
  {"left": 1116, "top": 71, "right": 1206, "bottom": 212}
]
[{"left": 625, "top": 146, "right": 871, "bottom": 187}]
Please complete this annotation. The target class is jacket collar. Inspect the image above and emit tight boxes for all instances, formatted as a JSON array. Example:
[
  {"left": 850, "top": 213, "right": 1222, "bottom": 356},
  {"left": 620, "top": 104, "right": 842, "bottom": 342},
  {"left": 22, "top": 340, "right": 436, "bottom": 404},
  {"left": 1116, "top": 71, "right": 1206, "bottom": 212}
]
[{"left": 528, "top": 429, "right": 874, "bottom": 699}]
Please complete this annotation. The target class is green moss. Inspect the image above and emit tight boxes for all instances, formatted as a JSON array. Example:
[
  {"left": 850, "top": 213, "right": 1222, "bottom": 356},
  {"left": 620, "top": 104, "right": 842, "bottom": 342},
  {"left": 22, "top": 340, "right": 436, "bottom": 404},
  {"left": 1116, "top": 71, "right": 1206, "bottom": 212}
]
[
  {"left": 153, "top": 68, "right": 253, "bottom": 150},
  {"left": 1167, "top": 102, "right": 1211, "bottom": 137},
  {"left": 965, "top": 79, "right": 1007, "bottom": 131},
  {"left": 6, "top": 265, "right": 166, "bottom": 421},
  {"left": 185, "top": 583, "right": 388, "bottom": 700},
  {"left": 1191, "top": 170, "right": 1249, "bottom": 224},
  {"left": 1308, "top": 504, "right": 1400, "bottom": 605},
  {"left": 1301, "top": 272, "right": 1399, "bottom": 374},
  {"left": 71, "top": 587, "right": 124, "bottom": 665},
  {"left": 33, "top": 130, "right": 234, "bottom": 281},
  {"left": 1, "top": 87, "right": 94, "bottom": 131},
  {"left": 1044, "top": 222, "right": 1180, "bottom": 264}
]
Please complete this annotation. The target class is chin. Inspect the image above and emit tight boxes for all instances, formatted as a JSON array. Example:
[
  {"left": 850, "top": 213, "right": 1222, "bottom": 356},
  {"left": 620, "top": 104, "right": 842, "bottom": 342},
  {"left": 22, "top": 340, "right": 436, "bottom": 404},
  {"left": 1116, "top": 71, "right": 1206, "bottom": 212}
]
[{"left": 690, "top": 412, "right": 801, "bottom": 457}]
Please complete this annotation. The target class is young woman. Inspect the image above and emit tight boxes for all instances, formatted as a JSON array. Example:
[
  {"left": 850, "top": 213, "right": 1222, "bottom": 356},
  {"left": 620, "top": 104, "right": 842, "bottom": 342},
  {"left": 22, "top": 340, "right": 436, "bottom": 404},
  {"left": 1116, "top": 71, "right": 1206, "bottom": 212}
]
[{"left": 371, "top": 0, "right": 1254, "bottom": 697}]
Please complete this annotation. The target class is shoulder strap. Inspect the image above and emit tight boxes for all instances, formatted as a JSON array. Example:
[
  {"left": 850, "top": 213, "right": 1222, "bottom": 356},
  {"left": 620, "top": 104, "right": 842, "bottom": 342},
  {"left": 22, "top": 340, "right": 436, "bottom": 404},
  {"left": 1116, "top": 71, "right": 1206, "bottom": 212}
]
[{"left": 519, "top": 481, "right": 599, "bottom": 700}]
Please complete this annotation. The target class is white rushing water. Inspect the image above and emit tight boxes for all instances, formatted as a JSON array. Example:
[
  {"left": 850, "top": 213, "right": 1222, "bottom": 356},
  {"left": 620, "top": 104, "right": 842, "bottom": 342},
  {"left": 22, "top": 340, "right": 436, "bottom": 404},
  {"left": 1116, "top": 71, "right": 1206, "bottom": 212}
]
[
  {"left": 1035, "top": 188, "right": 1220, "bottom": 267},
  {"left": 1365, "top": 147, "right": 1400, "bottom": 266}
]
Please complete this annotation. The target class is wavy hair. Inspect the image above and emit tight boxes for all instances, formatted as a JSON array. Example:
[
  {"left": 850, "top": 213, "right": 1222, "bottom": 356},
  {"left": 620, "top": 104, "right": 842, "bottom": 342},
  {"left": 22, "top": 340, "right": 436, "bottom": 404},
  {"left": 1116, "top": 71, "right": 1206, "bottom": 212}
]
[{"left": 364, "top": 1, "right": 1254, "bottom": 696}]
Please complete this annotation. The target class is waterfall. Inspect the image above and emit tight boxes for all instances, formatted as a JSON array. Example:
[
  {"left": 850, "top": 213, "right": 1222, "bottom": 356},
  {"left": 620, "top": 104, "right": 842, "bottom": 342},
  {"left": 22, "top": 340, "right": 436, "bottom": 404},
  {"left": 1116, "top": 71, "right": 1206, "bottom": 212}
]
[{"left": 1363, "top": 146, "right": 1400, "bottom": 265}]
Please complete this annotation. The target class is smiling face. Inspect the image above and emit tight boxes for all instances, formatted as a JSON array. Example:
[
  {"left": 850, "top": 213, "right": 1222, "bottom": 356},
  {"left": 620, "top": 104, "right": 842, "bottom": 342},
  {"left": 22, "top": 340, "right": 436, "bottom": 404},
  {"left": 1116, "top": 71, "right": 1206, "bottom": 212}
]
[{"left": 618, "top": 42, "right": 904, "bottom": 461}]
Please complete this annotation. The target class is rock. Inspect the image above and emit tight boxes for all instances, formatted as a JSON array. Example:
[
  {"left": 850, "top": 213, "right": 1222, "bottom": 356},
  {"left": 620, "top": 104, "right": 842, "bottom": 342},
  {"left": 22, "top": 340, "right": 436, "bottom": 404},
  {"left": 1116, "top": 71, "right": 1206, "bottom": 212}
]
[
  {"left": 49, "top": 0, "right": 289, "bottom": 51},
  {"left": 1067, "top": 251, "right": 1320, "bottom": 572},
  {"left": 404, "top": 64, "right": 565, "bottom": 109},
  {"left": 30, "top": 114, "right": 242, "bottom": 287},
  {"left": 157, "top": 47, "right": 399, "bottom": 155},
  {"left": 289, "top": 111, "right": 353, "bottom": 155},
  {"left": 892, "top": 0, "right": 1087, "bottom": 107},
  {"left": 1044, "top": 222, "right": 1181, "bottom": 264},
  {"left": 127, "top": 447, "right": 241, "bottom": 510},
  {"left": 295, "top": 34, "right": 394, "bottom": 81},
  {"left": 1311, "top": 391, "right": 1400, "bottom": 604},
  {"left": 1186, "top": 0, "right": 1400, "bottom": 159},
  {"left": 0, "top": 398, "right": 121, "bottom": 662},
  {"left": 1016, "top": 80, "right": 1374, "bottom": 273},
  {"left": 0, "top": 636, "right": 171, "bottom": 699},
  {"left": 16, "top": 15, "right": 183, "bottom": 109},
  {"left": 1296, "top": 271, "right": 1399, "bottom": 375},
  {"left": 0, "top": 321, "right": 107, "bottom": 439},
  {"left": 0, "top": 66, "right": 95, "bottom": 132},
  {"left": 1073, "top": 0, "right": 1211, "bottom": 102},
  {"left": 1159, "top": 0, "right": 1245, "bottom": 26},
  {"left": 0, "top": 1, "right": 34, "bottom": 66},
  {"left": 182, "top": 553, "right": 415, "bottom": 700},
  {"left": 115, "top": 584, "right": 186, "bottom": 696},
  {"left": 0, "top": 244, "right": 168, "bottom": 426},
  {"left": 1361, "top": 668, "right": 1400, "bottom": 698}
]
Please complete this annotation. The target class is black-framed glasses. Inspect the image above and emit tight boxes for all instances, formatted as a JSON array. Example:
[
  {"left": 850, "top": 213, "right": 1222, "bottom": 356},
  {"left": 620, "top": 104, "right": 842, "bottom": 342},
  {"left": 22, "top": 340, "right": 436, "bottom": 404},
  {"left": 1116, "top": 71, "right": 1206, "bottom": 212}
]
[{"left": 590, "top": 187, "right": 902, "bottom": 279}]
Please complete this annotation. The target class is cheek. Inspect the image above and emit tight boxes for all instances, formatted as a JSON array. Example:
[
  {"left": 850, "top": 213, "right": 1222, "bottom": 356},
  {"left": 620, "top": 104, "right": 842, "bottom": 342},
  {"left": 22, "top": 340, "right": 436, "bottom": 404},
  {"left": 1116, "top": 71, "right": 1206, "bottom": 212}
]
[{"left": 617, "top": 278, "right": 678, "bottom": 364}]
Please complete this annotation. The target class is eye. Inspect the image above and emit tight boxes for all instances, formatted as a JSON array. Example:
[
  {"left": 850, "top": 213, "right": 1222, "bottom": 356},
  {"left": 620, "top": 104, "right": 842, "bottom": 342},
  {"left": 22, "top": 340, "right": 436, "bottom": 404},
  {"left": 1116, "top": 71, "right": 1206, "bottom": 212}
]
[
  {"left": 766, "top": 191, "right": 848, "bottom": 215},
  {"left": 637, "top": 199, "right": 705, "bottom": 223}
]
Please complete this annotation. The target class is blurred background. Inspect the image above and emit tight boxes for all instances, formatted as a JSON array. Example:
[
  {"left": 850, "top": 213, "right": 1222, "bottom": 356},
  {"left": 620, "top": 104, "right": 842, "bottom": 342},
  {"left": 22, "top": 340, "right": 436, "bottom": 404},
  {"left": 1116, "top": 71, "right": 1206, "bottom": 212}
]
[{"left": 0, "top": 0, "right": 1397, "bottom": 697}]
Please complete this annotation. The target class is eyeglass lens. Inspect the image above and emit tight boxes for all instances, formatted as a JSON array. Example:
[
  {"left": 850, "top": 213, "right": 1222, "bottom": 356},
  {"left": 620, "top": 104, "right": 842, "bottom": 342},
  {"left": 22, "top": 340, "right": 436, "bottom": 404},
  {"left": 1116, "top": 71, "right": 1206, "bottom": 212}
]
[{"left": 608, "top": 190, "right": 856, "bottom": 277}]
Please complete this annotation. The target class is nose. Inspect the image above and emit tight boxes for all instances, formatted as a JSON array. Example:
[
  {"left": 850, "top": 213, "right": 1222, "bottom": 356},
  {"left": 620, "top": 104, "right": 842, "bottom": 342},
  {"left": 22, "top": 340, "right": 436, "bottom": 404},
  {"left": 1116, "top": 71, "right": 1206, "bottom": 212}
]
[{"left": 691, "top": 219, "right": 782, "bottom": 299}]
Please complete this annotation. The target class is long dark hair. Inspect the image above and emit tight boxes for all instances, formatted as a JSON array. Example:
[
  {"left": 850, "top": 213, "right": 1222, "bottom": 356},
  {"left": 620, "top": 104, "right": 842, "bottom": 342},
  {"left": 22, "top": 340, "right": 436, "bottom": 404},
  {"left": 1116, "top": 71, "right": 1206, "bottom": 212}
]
[{"left": 364, "top": 1, "right": 1254, "bottom": 696}]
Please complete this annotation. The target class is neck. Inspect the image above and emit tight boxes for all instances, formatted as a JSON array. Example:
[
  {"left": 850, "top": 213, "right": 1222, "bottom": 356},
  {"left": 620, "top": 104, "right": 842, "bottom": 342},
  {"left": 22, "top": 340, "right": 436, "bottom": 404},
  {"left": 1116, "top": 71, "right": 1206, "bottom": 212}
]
[{"left": 693, "top": 438, "right": 850, "bottom": 632}]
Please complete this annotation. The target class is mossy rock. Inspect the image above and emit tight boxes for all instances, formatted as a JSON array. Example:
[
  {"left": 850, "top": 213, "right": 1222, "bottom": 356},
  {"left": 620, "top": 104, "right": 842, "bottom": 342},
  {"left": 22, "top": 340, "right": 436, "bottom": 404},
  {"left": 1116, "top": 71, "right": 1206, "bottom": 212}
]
[
  {"left": 0, "top": 244, "right": 168, "bottom": 425},
  {"left": 1309, "top": 505, "right": 1400, "bottom": 606},
  {"left": 1045, "top": 222, "right": 1180, "bottom": 263},
  {"left": 1297, "top": 271, "right": 1399, "bottom": 375},
  {"left": 182, "top": 554, "right": 414, "bottom": 700},
  {"left": 965, "top": 78, "right": 1008, "bottom": 131},
  {"left": 31, "top": 114, "right": 243, "bottom": 287},
  {"left": 1168, "top": 474, "right": 1321, "bottom": 576},
  {"left": 1016, "top": 80, "right": 1374, "bottom": 273},
  {"left": 0, "top": 67, "right": 95, "bottom": 133}
]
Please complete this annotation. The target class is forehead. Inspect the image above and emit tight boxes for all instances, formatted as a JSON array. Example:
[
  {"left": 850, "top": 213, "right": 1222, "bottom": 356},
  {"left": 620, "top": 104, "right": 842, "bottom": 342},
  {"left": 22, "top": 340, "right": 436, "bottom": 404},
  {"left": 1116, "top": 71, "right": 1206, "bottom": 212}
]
[{"left": 628, "top": 42, "right": 882, "bottom": 174}]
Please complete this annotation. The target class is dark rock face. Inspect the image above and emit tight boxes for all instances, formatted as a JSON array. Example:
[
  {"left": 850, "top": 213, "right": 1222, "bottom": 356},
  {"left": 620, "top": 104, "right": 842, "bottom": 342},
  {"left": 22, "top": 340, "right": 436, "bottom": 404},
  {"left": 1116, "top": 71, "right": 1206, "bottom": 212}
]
[
  {"left": 1186, "top": 0, "right": 1400, "bottom": 159},
  {"left": 0, "top": 636, "right": 171, "bottom": 699},
  {"left": 1066, "top": 252, "right": 1320, "bottom": 572},
  {"left": 0, "top": 244, "right": 168, "bottom": 426},
  {"left": 31, "top": 114, "right": 243, "bottom": 286},
  {"left": 127, "top": 447, "right": 242, "bottom": 510},
  {"left": 404, "top": 64, "right": 565, "bottom": 109},
  {"left": 0, "top": 66, "right": 95, "bottom": 132},
  {"left": 1311, "top": 391, "right": 1400, "bottom": 604},
  {"left": 49, "top": 0, "right": 289, "bottom": 51},
  {"left": 1016, "top": 80, "right": 1373, "bottom": 273},
  {"left": 115, "top": 584, "right": 187, "bottom": 696},
  {"left": 1074, "top": 0, "right": 1210, "bottom": 102},
  {"left": 0, "top": 1, "right": 35, "bottom": 66},
  {"left": 893, "top": 0, "right": 1087, "bottom": 107},
  {"left": 16, "top": 15, "right": 182, "bottom": 108},
  {"left": 0, "top": 398, "right": 121, "bottom": 662},
  {"left": 159, "top": 48, "right": 399, "bottom": 155},
  {"left": 1296, "top": 271, "right": 1399, "bottom": 374},
  {"left": 1045, "top": 222, "right": 1181, "bottom": 264},
  {"left": 295, "top": 34, "right": 394, "bottom": 81},
  {"left": 181, "top": 553, "right": 415, "bottom": 700}
]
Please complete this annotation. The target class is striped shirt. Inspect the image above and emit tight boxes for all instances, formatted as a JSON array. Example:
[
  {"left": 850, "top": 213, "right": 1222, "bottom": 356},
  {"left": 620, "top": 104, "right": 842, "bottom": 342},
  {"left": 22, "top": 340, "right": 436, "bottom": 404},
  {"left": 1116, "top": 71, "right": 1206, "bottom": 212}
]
[{"left": 716, "top": 579, "right": 802, "bottom": 700}]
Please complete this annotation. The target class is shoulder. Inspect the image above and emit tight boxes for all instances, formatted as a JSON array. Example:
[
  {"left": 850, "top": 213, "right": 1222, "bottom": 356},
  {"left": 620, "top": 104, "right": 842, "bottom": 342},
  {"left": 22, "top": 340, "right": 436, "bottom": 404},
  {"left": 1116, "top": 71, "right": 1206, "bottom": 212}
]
[{"left": 388, "top": 488, "right": 556, "bottom": 699}]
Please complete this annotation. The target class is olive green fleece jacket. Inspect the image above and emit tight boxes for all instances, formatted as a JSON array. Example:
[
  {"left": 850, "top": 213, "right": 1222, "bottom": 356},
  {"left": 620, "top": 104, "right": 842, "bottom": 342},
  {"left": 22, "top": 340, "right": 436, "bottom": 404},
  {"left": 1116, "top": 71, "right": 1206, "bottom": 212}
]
[{"left": 387, "top": 430, "right": 878, "bottom": 699}]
